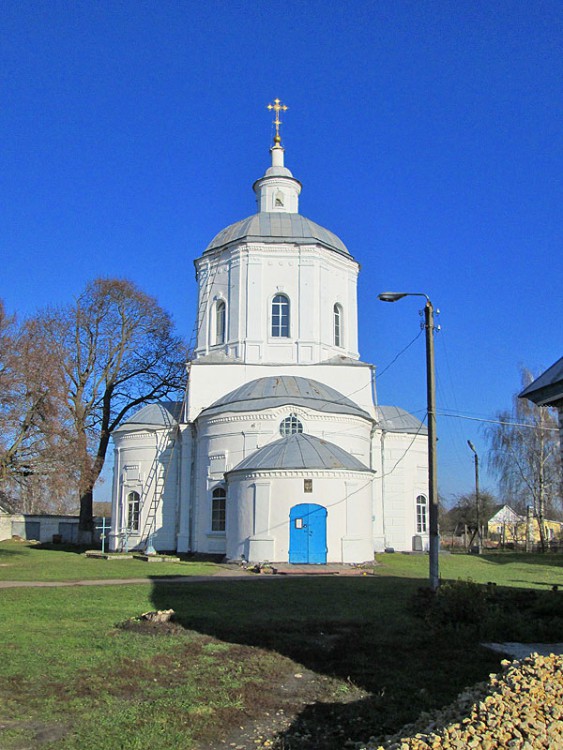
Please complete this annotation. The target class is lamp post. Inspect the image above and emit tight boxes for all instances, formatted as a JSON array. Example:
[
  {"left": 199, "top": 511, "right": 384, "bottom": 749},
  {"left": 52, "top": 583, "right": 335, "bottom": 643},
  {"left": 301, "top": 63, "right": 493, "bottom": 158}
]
[
  {"left": 378, "top": 292, "right": 440, "bottom": 590},
  {"left": 467, "top": 440, "right": 481, "bottom": 553}
]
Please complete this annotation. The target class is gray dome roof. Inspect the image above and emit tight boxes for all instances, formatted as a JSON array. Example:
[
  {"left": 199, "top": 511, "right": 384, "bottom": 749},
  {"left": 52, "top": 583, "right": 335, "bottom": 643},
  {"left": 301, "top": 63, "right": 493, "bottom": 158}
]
[
  {"left": 228, "top": 433, "right": 372, "bottom": 474},
  {"left": 376, "top": 406, "right": 427, "bottom": 435},
  {"left": 112, "top": 401, "right": 182, "bottom": 433},
  {"left": 205, "top": 212, "right": 350, "bottom": 256},
  {"left": 201, "top": 376, "right": 371, "bottom": 420}
]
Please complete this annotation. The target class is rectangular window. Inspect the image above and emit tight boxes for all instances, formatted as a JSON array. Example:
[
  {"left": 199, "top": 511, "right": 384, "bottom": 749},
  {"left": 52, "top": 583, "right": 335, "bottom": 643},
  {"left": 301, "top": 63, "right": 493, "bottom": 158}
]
[
  {"left": 127, "top": 491, "right": 140, "bottom": 533},
  {"left": 215, "top": 300, "right": 226, "bottom": 345},
  {"left": 211, "top": 488, "right": 226, "bottom": 532},
  {"left": 334, "top": 305, "right": 342, "bottom": 347},
  {"left": 416, "top": 496, "right": 427, "bottom": 534},
  {"left": 272, "top": 295, "right": 290, "bottom": 337}
]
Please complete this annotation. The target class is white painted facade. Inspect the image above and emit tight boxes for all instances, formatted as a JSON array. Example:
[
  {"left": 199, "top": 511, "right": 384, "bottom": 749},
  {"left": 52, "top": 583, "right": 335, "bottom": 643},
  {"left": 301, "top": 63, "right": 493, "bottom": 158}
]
[{"left": 109, "top": 137, "right": 429, "bottom": 562}]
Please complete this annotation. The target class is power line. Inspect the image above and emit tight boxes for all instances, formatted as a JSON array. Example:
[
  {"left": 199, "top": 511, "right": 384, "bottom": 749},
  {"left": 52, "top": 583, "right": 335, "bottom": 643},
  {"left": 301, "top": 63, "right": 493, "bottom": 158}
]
[
  {"left": 376, "top": 329, "right": 424, "bottom": 380},
  {"left": 437, "top": 410, "right": 559, "bottom": 432}
]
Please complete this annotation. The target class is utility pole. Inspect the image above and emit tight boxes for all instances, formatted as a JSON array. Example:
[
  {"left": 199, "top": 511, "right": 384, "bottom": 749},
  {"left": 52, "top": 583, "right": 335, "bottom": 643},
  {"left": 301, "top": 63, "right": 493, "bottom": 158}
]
[
  {"left": 425, "top": 301, "right": 439, "bottom": 587},
  {"left": 378, "top": 292, "right": 440, "bottom": 590},
  {"left": 467, "top": 440, "right": 481, "bottom": 553}
]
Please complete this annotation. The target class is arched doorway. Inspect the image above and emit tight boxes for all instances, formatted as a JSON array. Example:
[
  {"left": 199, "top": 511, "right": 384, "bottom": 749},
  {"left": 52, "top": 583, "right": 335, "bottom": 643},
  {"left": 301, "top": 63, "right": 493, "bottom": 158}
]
[{"left": 289, "top": 503, "right": 327, "bottom": 564}]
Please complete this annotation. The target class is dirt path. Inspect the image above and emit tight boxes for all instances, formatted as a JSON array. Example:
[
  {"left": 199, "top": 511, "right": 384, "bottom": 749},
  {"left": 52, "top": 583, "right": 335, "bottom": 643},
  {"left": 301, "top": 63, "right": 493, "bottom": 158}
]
[{"left": 0, "top": 563, "right": 371, "bottom": 588}]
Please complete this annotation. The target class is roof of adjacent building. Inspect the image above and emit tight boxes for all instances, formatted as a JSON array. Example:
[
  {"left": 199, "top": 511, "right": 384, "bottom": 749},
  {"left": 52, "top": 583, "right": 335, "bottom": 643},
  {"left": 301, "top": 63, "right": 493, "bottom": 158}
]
[
  {"left": 519, "top": 357, "right": 563, "bottom": 407},
  {"left": 204, "top": 212, "right": 350, "bottom": 256},
  {"left": 200, "top": 376, "right": 372, "bottom": 420},
  {"left": 112, "top": 401, "right": 183, "bottom": 433},
  {"left": 488, "top": 504, "right": 524, "bottom": 523},
  {"left": 227, "top": 433, "right": 373, "bottom": 474},
  {"left": 376, "top": 405, "right": 427, "bottom": 435}
]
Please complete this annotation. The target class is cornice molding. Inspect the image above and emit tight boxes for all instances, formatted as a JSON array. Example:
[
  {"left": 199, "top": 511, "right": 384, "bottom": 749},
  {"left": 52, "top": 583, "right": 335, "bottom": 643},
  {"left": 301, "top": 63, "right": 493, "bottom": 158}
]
[
  {"left": 227, "top": 469, "right": 375, "bottom": 480},
  {"left": 201, "top": 408, "right": 369, "bottom": 428}
]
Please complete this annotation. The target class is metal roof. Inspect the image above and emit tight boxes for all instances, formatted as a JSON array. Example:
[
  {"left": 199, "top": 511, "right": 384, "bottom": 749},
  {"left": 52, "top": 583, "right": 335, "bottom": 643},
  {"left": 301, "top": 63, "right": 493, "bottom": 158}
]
[
  {"left": 376, "top": 406, "right": 427, "bottom": 435},
  {"left": 204, "top": 212, "right": 350, "bottom": 256},
  {"left": 519, "top": 357, "right": 563, "bottom": 406},
  {"left": 227, "top": 433, "right": 373, "bottom": 474},
  {"left": 112, "top": 401, "right": 183, "bottom": 433},
  {"left": 201, "top": 376, "right": 372, "bottom": 420}
]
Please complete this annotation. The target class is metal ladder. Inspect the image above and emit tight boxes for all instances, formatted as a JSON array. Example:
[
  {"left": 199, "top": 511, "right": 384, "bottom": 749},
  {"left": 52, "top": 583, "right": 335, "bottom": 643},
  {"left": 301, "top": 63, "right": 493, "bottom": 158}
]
[{"left": 138, "top": 424, "right": 177, "bottom": 550}]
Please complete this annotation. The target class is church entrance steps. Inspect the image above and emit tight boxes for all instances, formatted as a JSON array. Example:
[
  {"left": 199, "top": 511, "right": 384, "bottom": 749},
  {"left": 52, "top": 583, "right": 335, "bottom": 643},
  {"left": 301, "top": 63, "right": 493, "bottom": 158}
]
[{"left": 237, "top": 562, "right": 376, "bottom": 576}]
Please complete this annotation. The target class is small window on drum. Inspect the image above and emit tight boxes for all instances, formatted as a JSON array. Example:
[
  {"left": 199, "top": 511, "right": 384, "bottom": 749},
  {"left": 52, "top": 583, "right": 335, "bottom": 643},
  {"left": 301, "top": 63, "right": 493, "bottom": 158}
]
[
  {"left": 271, "top": 294, "right": 290, "bottom": 338},
  {"left": 215, "top": 300, "right": 226, "bottom": 345},
  {"left": 280, "top": 413, "right": 303, "bottom": 436},
  {"left": 334, "top": 304, "right": 343, "bottom": 347}
]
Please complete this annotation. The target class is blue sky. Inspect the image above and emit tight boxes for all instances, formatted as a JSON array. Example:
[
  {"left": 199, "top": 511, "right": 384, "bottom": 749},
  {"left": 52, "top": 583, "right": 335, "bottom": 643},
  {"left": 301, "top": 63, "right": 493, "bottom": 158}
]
[{"left": 1, "top": 1, "right": 562, "bottom": 503}]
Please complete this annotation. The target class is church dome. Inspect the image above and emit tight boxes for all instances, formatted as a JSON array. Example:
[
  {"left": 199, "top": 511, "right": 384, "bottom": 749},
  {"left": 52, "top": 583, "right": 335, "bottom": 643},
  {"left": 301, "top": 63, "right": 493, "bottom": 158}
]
[
  {"left": 204, "top": 212, "right": 350, "bottom": 256},
  {"left": 200, "top": 376, "right": 371, "bottom": 420},
  {"left": 204, "top": 133, "right": 350, "bottom": 257},
  {"left": 112, "top": 401, "right": 182, "bottom": 433},
  {"left": 228, "top": 433, "right": 372, "bottom": 473}
]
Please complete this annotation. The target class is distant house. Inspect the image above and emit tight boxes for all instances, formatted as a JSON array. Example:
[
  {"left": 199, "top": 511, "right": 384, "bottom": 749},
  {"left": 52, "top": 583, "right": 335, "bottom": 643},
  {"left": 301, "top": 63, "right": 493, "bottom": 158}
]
[
  {"left": 487, "top": 503, "right": 562, "bottom": 545},
  {"left": 487, "top": 504, "right": 525, "bottom": 545}
]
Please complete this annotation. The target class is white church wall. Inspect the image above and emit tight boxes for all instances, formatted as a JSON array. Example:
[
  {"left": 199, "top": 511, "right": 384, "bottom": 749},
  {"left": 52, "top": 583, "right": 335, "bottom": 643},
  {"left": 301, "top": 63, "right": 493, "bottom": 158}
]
[
  {"left": 373, "top": 431, "right": 429, "bottom": 552},
  {"left": 109, "top": 429, "right": 180, "bottom": 552},
  {"left": 192, "top": 406, "right": 373, "bottom": 557},
  {"left": 195, "top": 241, "right": 360, "bottom": 366},
  {"left": 225, "top": 470, "right": 374, "bottom": 563},
  {"left": 198, "top": 408, "right": 372, "bottom": 464},
  {"left": 176, "top": 424, "right": 193, "bottom": 553}
]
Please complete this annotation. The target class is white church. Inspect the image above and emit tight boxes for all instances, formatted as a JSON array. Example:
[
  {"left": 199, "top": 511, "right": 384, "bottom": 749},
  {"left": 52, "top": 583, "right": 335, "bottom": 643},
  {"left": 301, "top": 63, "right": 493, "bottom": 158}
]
[{"left": 109, "top": 102, "right": 429, "bottom": 563}]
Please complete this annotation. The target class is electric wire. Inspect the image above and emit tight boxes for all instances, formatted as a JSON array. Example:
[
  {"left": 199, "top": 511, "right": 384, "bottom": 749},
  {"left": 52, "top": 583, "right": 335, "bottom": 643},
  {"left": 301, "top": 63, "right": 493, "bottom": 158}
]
[
  {"left": 376, "top": 329, "right": 424, "bottom": 380},
  {"left": 437, "top": 410, "right": 559, "bottom": 432}
]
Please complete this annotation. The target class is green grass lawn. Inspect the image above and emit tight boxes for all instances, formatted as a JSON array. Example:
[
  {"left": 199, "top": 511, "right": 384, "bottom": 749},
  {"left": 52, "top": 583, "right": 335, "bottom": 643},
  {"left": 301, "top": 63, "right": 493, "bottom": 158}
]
[
  {"left": 1, "top": 544, "right": 563, "bottom": 750},
  {"left": 374, "top": 549, "right": 563, "bottom": 589},
  {"left": 0, "top": 539, "right": 220, "bottom": 580}
]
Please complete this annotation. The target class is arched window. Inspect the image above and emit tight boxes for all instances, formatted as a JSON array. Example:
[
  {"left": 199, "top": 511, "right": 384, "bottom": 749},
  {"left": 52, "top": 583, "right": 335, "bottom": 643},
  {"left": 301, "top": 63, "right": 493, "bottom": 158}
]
[
  {"left": 333, "top": 304, "right": 343, "bottom": 347},
  {"left": 416, "top": 495, "right": 427, "bottom": 533},
  {"left": 215, "top": 299, "right": 226, "bottom": 345},
  {"left": 280, "top": 413, "right": 304, "bottom": 436},
  {"left": 271, "top": 294, "right": 290, "bottom": 338},
  {"left": 211, "top": 487, "right": 226, "bottom": 532},
  {"left": 127, "top": 491, "right": 140, "bottom": 533}
]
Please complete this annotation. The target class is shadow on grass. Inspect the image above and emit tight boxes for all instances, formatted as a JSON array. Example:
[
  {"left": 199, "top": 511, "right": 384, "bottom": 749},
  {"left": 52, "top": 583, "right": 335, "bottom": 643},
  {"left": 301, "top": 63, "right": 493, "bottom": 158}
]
[
  {"left": 35, "top": 543, "right": 93, "bottom": 555},
  {"left": 148, "top": 575, "right": 501, "bottom": 748},
  {"left": 478, "top": 552, "right": 563, "bottom": 568},
  {"left": 0, "top": 545, "right": 26, "bottom": 559}
]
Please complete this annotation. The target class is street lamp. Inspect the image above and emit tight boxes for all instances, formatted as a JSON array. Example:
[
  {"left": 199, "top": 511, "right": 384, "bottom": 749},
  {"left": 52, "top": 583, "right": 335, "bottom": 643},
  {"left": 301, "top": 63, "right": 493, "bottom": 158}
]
[
  {"left": 378, "top": 291, "right": 440, "bottom": 590},
  {"left": 467, "top": 440, "right": 482, "bottom": 553}
]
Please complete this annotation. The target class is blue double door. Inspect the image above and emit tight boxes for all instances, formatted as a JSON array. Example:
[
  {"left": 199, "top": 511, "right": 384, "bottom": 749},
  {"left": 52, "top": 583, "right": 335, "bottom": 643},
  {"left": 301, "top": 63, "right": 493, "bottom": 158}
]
[{"left": 289, "top": 503, "right": 327, "bottom": 564}]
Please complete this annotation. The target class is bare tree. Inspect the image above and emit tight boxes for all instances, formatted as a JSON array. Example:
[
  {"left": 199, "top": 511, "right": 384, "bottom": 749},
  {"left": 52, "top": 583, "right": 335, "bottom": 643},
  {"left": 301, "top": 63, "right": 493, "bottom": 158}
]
[
  {"left": 0, "top": 302, "right": 75, "bottom": 511},
  {"left": 486, "top": 369, "right": 562, "bottom": 551},
  {"left": 36, "top": 279, "right": 187, "bottom": 539},
  {"left": 442, "top": 490, "right": 497, "bottom": 548}
]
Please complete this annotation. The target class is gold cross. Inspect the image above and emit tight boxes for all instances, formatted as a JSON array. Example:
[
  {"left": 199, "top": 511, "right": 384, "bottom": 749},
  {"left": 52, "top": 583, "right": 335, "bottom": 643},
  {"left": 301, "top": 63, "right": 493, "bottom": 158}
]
[{"left": 267, "top": 98, "right": 288, "bottom": 144}]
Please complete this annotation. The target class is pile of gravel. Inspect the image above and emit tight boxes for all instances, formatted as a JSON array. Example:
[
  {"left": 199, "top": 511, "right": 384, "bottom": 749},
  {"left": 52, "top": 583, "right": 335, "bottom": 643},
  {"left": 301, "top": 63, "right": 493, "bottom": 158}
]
[{"left": 362, "top": 653, "right": 563, "bottom": 750}]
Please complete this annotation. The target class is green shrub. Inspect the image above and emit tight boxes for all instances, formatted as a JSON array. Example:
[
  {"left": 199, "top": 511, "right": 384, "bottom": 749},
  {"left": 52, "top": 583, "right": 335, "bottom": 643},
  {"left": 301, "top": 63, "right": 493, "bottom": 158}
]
[{"left": 411, "top": 579, "right": 563, "bottom": 642}]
